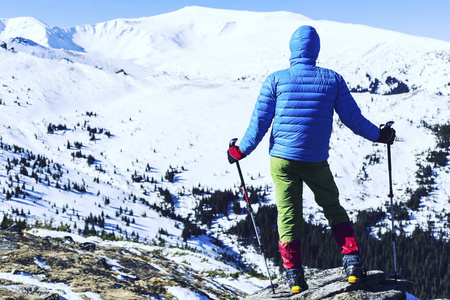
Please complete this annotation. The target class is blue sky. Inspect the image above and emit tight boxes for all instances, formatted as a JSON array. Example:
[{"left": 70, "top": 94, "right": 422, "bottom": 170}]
[{"left": 1, "top": 0, "right": 449, "bottom": 41}]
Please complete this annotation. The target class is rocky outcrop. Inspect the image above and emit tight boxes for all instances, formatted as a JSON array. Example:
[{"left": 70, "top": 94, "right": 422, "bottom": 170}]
[
  {"left": 244, "top": 267, "right": 413, "bottom": 300},
  {"left": 0, "top": 229, "right": 244, "bottom": 299}
]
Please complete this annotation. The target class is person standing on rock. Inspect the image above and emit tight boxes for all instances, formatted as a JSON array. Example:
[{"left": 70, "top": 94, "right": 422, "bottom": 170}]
[{"left": 227, "top": 25, "right": 395, "bottom": 294}]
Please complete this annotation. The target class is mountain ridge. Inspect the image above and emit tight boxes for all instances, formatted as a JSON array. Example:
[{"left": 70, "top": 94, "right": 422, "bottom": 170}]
[{"left": 1, "top": 6, "right": 449, "bottom": 95}]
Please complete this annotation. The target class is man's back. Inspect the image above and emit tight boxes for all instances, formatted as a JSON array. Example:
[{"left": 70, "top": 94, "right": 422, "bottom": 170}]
[
  {"left": 239, "top": 25, "right": 379, "bottom": 162},
  {"left": 268, "top": 64, "right": 342, "bottom": 162}
]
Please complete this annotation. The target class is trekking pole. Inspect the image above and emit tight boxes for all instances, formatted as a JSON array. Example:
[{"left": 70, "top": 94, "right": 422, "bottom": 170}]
[
  {"left": 382, "top": 121, "right": 402, "bottom": 283},
  {"left": 229, "top": 138, "right": 276, "bottom": 294}
]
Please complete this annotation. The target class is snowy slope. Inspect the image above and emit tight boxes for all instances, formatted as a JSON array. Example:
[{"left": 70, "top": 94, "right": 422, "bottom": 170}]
[
  {"left": 0, "top": 17, "right": 83, "bottom": 51},
  {"left": 1, "top": 6, "right": 450, "bottom": 293},
  {"left": 72, "top": 6, "right": 450, "bottom": 96}
]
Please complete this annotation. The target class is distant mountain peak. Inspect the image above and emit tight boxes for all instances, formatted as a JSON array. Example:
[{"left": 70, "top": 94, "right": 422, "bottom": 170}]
[
  {"left": 4, "top": 16, "right": 48, "bottom": 27},
  {"left": 0, "top": 16, "right": 83, "bottom": 51}
]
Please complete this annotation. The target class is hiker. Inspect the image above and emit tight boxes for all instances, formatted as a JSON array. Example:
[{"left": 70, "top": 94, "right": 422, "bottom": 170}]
[{"left": 227, "top": 25, "right": 395, "bottom": 294}]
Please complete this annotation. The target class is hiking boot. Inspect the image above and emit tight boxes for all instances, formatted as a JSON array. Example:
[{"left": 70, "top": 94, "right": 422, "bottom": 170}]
[
  {"left": 285, "top": 267, "right": 308, "bottom": 294},
  {"left": 343, "top": 254, "right": 364, "bottom": 283}
]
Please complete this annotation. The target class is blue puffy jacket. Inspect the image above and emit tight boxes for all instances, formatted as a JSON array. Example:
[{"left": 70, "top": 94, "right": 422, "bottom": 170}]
[{"left": 239, "top": 25, "right": 380, "bottom": 162}]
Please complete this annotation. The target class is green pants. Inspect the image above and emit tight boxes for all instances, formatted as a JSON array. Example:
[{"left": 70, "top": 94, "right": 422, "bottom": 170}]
[{"left": 270, "top": 156, "right": 350, "bottom": 243}]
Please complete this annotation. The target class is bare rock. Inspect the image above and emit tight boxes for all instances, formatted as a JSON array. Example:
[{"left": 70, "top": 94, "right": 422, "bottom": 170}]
[
  {"left": 0, "top": 240, "right": 20, "bottom": 253},
  {"left": 4, "top": 224, "right": 23, "bottom": 234},
  {"left": 0, "top": 230, "right": 245, "bottom": 299},
  {"left": 0, "top": 283, "right": 53, "bottom": 298},
  {"left": 244, "top": 267, "right": 413, "bottom": 300},
  {"left": 44, "top": 294, "right": 61, "bottom": 300},
  {"left": 79, "top": 242, "right": 96, "bottom": 251}
]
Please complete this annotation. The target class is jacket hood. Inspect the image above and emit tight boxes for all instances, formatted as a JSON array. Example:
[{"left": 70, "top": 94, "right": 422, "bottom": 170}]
[{"left": 289, "top": 25, "right": 320, "bottom": 66}]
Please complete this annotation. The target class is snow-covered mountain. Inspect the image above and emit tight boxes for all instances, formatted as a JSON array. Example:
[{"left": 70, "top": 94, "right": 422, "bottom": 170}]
[
  {"left": 1, "top": 6, "right": 449, "bottom": 297},
  {"left": 2, "top": 7, "right": 449, "bottom": 94},
  {"left": 0, "top": 17, "right": 82, "bottom": 51}
]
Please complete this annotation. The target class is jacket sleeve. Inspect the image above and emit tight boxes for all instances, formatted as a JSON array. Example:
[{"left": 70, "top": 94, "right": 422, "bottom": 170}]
[
  {"left": 335, "top": 74, "right": 380, "bottom": 142},
  {"left": 239, "top": 75, "right": 277, "bottom": 155}
]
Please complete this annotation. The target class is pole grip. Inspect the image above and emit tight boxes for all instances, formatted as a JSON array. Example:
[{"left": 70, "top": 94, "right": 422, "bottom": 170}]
[
  {"left": 380, "top": 121, "right": 394, "bottom": 130},
  {"left": 385, "top": 121, "right": 394, "bottom": 128},
  {"left": 229, "top": 138, "right": 238, "bottom": 147}
]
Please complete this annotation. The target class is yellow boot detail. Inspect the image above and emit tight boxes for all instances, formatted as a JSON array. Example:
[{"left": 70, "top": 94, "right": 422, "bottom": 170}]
[
  {"left": 291, "top": 286, "right": 302, "bottom": 293},
  {"left": 348, "top": 275, "right": 359, "bottom": 283}
]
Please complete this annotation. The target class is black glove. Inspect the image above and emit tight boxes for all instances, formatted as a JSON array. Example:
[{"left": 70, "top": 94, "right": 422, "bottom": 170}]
[{"left": 376, "top": 127, "right": 396, "bottom": 144}]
